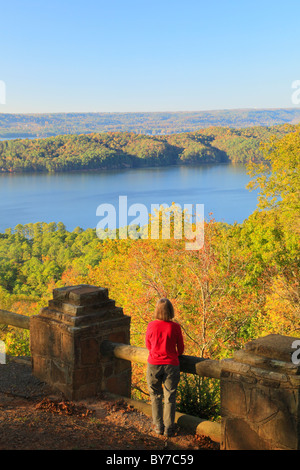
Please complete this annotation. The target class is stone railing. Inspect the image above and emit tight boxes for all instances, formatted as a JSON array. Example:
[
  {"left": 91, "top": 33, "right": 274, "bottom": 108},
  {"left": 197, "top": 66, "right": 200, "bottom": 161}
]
[
  {"left": 0, "top": 308, "right": 30, "bottom": 329},
  {"left": 1, "top": 284, "right": 300, "bottom": 450},
  {"left": 100, "top": 340, "right": 222, "bottom": 378}
]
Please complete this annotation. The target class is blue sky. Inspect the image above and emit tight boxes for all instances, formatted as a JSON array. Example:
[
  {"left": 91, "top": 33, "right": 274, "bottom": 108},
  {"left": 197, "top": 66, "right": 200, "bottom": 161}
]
[{"left": 1, "top": 0, "right": 300, "bottom": 113}]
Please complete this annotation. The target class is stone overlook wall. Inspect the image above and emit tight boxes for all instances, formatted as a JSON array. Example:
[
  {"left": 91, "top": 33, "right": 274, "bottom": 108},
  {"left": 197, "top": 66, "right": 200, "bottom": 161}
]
[
  {"left": 220, "top": 334, "right": 300, "bottom": 450},
  {"left": 30, "top": 285, "right": 131, "bottom": 400}
]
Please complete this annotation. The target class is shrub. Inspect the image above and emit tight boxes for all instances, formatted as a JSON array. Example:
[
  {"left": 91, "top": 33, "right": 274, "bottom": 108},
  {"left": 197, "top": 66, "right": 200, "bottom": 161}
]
[
  {"left": 4, "top": 328, "right": 30, "bottom": 357},
  {"left": 176, "top": 374, "right": 220, "bottom": 421}
]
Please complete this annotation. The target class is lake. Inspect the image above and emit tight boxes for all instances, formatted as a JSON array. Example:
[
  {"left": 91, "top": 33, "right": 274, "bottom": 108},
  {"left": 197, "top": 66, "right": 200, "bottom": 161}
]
[{"left": 0, "top": 163, "right": 259, "bottom": 233}]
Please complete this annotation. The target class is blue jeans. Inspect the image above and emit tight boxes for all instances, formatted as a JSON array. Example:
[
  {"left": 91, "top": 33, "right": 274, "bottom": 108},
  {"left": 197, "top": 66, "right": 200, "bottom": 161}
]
[{"left": 146, "top": 364, "right": 180, "bottom": 433}]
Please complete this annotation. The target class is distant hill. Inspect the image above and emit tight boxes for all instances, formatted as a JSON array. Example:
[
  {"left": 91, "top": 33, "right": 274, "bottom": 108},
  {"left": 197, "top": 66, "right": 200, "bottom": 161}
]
[
  {"left": 0, "top": 124, "right": 297, "bottom": 173},
  {"left": 1, "top": 108, "right": 300, "bottom": 138}
]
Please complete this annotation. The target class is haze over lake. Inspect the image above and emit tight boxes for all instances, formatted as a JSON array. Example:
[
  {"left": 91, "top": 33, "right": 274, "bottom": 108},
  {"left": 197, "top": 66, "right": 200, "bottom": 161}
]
[{"left": 0, "top": 163, "right": 259, "bottom": 233}]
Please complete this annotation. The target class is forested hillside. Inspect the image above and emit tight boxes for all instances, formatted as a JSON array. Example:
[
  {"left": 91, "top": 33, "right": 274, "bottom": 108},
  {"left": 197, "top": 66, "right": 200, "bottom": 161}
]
[
  {"left": 0, "top": 123, "right": 297, "bottom": 172},
  {"left": 1, "top": 108, "right": 300, "bottom": 138}
]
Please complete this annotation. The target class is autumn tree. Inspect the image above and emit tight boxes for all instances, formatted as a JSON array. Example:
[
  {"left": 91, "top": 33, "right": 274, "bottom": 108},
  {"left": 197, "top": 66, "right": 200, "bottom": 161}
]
[
  {"left": 245, "top": 126, "right": 300, "bottom": 335},
  {"left": 247, "top": 125, "right": 300, "bottom": 233}
]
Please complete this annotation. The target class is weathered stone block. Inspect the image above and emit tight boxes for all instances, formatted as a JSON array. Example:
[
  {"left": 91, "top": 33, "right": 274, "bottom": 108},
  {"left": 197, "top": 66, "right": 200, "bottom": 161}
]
[
  {"left": 222, "top": 417, "right": 272, "bottom": 450},
  {"left": 114, "top": 358, "right": 131, "bottom": 374},
  {"left": 104, "top": 364, "right": 114, "bottom": 378},
  {"left": 106, "top": 370, "right": 131, "bottom": 397},
  {"left": 30, "top": 316, "right": 51, "bottom": 357},
  {"left": 53, "top": 285, "right": 109, "bottom": 305},
  {"left": 61, "top": 330, "right": 75, "bottom": 363},
  {"left": 72, "top": 366, "right": 101, "bottom": 387},
  {"left": 30, "top": 285, "right": 131, "bottom": 400},
  {"left": 221, "top": 334, "right": 300, "bottom": 450},
  {"left": 108, "top": 330, "right": 128, "bottom": 344},
  {"left": 31, "top": 356, "right": 51, "bottom": 382},
  {"left": 51, "top": 360, "right": 68, "bottom": 385},
  {"left": 80, "top": 337, "right": 100, "bottom": 365},
  {"left": 244, "top": 334, "right": 300, "bottom": 364}
]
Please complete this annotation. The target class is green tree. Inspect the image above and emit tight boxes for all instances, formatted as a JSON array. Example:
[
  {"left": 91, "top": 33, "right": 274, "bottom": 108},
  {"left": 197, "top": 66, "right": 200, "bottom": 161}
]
[{"left": 247, "top": 127, "right": 300, "bottom": 233}]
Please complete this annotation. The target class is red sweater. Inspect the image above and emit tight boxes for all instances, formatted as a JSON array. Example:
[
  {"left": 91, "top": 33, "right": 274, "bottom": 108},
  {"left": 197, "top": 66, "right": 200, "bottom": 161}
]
[{"left": 145, "top": 320, "right": 184, "bottom": 366}]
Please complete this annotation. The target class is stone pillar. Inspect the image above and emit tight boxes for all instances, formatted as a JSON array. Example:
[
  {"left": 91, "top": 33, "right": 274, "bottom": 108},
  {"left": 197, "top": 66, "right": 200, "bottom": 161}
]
[
  {"left": 30, "top": 285, "right": 131, "bottom": 400},
  {"left": 220, "top": 334, "right": 300, "bottom": 450}
]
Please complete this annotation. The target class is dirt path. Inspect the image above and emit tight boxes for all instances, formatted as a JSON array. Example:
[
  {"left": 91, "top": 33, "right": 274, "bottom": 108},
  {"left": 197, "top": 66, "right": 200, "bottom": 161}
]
[{"left": 0, "top": 358, "right": 219, "bottom": 451}]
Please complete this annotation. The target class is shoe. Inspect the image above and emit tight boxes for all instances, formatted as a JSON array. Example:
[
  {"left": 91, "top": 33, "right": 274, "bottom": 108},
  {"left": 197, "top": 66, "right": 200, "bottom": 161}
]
[
  {"left": 164, "top": 424, "right": 178, "bottom": 437},
  {"left": 164, "top": 428, "right": 174, "bottom": 437},
  {"left": 154, "top": 426, "right": 164, "bottom": 435}
]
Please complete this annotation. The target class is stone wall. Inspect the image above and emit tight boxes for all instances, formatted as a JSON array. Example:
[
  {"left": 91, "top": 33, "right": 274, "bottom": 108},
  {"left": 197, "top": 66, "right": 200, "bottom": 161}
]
[
  {"left": 30, "top": 285, "right": 131, "bottom": 400},
  {"left": 220, "top": 334, "right": 300, "bottom": 450}
]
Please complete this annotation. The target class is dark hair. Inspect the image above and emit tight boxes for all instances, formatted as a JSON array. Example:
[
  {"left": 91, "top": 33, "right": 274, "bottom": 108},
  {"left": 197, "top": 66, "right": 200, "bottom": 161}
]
[{"left": 154, "top": 298, "right": 174, "bottom": 321}]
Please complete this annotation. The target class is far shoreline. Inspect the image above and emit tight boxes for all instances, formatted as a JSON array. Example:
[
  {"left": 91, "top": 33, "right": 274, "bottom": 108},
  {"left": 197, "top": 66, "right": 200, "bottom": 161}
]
[{"left": 0, "top": 160, "right": 237, "bottom": 177}]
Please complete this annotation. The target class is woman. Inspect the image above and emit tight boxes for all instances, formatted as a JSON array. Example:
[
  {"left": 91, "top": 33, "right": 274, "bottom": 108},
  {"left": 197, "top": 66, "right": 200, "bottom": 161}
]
[{"left": 145, "top": 298, "right": 184, "bottom": 437}]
